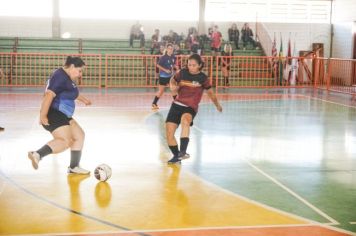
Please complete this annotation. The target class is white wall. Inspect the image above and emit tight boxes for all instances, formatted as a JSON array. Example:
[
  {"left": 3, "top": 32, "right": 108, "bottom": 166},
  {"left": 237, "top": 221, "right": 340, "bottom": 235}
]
[
  {"left": 331, "top": 0, "right": 356, "bottom": 59},
  {"left": 0, "top": 17, "right": 52, "bottom": 37},
  {"left": 262, "top": 23, "right": 331, "bottom": 58}
]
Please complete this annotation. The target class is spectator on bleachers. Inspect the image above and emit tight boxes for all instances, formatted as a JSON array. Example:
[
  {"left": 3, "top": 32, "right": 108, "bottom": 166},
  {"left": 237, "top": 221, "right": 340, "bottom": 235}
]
[
  {"left": 163, "top": 30, "right": 181, "bottom": 45},
  {"left": 210, "top": 25, "right": 222, "bottom": 57},
  {"left": 151, "top": 29, "right": 162, "bottom": 55},
  {"left": 241, "top": 23, "right": 257, "bottom": 50},
  {"left": 0, "top": 68, "right": 4, "bottom": 80},
  {"left": 228, "top": 23, "right": 240, "bottom": 49},
  {"left": 221, "top": 43, "right": 233, "bottom": 86},
  {"left": 208, "top": 23, "right": 215, "bottom": 38},
  {"left": 129, "top": 21, "right": 145, "bottom": 48},
  {"left": 189, "top": 31, "right": 200, "bottom": 54}
]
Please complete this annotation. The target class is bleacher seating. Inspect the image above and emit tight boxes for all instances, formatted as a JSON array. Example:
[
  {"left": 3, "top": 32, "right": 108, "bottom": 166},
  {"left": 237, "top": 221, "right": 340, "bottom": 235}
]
[{"left": 0, "top": 37, "right": 264, "bottom": 56}]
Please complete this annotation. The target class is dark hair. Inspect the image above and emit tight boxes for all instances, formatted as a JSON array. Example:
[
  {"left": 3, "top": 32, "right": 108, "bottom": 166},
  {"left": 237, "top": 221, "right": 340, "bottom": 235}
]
[
  {"left": 188, "top": 53, "right": 204, "bottom": 70},
  {"left": 64, "top": 56, "right": 85, "bottom": 68}
]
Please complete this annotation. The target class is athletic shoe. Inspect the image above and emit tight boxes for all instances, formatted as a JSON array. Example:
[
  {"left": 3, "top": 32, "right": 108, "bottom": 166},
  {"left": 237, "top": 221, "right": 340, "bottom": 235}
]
[
  {"left": 152, "top": 104, "right": 159, "bottom": 110},
  {"left": 68, "top": 166, "right": 90, "bottom": 175},
  {"left": 178, "top": 152, "right": 190, "bottom": 160},
  {"left": 167, "top": 156, "right": 181, "bottom": 164},
  {"left": 28, "top": 151, "right": 40, "bottom": 170}
]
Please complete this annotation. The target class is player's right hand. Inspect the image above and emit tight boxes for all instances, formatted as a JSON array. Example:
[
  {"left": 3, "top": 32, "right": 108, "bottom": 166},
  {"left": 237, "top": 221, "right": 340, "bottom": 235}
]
[{"left": 40, "top": 115, "right": 49, "bottom": 126}]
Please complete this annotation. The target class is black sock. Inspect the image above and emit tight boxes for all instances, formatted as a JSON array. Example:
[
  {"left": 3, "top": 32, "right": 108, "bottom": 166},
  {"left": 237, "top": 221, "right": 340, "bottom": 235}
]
[
  {"left": 36, "top": 145, "right": 52, "bottom": 159},
  {"left": 180, "top": 137, "right": 189, "bottom": 154},
  {"left": 168, "top": 145, "right": 179, "bottom": 157},
  {"left": 152, "top": 96, "right": 159, "bottom": 105},
  {"left": 70, "top": 150, "right": 82, "bottom": 168},
  {"left": 173, "top": 95, "right": 177, "bottom": 100}
]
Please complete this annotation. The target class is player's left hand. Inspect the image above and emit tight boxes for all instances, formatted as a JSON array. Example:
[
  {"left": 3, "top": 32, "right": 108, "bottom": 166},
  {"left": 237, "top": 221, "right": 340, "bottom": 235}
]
[{"left": 216, "top": 104, "right": 222, "bottom": 112}]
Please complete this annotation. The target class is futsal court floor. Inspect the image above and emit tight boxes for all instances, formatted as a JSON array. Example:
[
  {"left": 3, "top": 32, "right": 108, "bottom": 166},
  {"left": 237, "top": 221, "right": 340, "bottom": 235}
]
[{"left": 0, "top": 87, "right": 355, "bottom": 236}]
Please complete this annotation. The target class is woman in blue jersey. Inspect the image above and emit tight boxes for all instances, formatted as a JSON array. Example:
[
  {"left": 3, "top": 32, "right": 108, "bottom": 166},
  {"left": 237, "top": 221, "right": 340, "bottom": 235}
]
[
  {"left": 151, "top": 43, "right": 178, "bottom": 110},
  {"left": 28, "top": 56, "right": 92, "bottom": 174}
]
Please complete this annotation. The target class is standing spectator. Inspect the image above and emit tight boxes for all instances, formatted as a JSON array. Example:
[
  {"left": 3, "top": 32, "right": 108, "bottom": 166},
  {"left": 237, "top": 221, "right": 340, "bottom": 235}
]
[
  {"left": 151, "top": 29, "right": 162, "bottom": 55},
  {"left": 129, "top": 21, "right": 145, "bottom": 49},
  {"left": 151, "top": 44, "right": 178, "bottom": 110},
  {"left": 210, "top": 25, "right": 222, "bottom": 57},
  {"left": 221, "top": 43, "right": 233, "bottom": 86},
  {"left": 241, "top": 23, "right": 257, "bottom": 50},
  {"left": 228, "top": 23, "right": 240, "bottom": 49}
]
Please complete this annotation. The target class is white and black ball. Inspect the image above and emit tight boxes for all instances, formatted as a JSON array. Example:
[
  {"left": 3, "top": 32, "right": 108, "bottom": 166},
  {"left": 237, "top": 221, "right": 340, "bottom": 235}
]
[{"left": 94, "top": 164, "right": 112, "bottom": 182}]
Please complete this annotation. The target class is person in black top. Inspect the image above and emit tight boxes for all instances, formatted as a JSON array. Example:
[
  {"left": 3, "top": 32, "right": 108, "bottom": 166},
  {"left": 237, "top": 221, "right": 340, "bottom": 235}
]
[
  {"left": 129, "top": 21, "right": 145, "bottom": 48},
  {"left": 241, "top": 23, "right": 257, "bottom": 50},
  {"left": 228, "top": 23, "right": 240, "bottom": 49}
]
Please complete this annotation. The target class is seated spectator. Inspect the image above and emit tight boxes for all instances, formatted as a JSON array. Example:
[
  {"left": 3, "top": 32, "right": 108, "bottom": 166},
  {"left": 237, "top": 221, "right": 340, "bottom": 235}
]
[
  {"left": 228, "top": 23, "right": 240, "bottom": 49},
  {"left": 151, "top": 29, "right": 162, "bottom": 55},
  {"left": 189, "top": 31, "right": 200, "bottom": 54},
  {"left": 163, "top": 30, "right": 181, "bottom": 45},
  {"left": 241, "top": 23, "right": 257, "bottom": 50},
  {"left": 129, "top": 21, "right": 145, "bottom": 48}
]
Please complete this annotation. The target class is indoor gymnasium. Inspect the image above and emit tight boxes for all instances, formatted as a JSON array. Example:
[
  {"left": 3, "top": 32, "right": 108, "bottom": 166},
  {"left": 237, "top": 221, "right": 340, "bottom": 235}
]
[{"left": 0, "top": 0, "right": 356, "bottom": 235}]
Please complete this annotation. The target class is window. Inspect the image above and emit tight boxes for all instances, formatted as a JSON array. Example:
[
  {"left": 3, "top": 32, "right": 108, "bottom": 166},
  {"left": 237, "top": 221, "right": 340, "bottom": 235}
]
[
  {"left": 205, "top": 0, "right": 331, "bottom": 23},
  {"left": 60, "top": 0, "right": 199, "bottom": 21},
  {"left": 0, "top": 0, "right": 52, "bottom": 17}
]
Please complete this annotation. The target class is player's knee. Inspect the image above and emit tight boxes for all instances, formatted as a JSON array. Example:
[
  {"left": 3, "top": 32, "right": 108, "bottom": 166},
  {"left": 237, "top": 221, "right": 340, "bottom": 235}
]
[
  {"left": 181, "top": 118, "right": 191, "bottom": 127},
  {"left": 59, "top": 137, "right": 72, "bottom": 149}
]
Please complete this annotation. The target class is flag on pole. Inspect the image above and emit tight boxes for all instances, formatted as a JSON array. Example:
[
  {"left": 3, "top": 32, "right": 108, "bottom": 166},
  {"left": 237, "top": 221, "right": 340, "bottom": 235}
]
[
  {"left": 271, "top": 32, "right": 278, "bottom": 74},
  {"left": 278, "top": 33, "right": 283, "bottom": 85},
  {"left": 284, "top": 34, "right": 292, "bottom": 83},
  {"left": 290, "top": 38, "right": 298, "bottom": 85}
]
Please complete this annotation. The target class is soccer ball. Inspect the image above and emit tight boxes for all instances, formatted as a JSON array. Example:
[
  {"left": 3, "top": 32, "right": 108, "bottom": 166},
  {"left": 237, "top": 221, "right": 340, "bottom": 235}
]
[{"left": 94, "top": 164, "right": 112, "bottom": 182}]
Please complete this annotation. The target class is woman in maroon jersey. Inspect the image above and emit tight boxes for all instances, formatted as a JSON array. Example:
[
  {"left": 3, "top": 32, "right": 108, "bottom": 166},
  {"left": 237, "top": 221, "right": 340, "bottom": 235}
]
[{"left": 166, "top": 54, "right": 222, "bottom": 164}]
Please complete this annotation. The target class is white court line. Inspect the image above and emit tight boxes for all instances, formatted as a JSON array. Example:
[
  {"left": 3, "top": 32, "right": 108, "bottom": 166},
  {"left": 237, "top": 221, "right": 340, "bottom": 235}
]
[
  {"left": 350, "top": 222, "right": 356, "bottom": 224},
  {"left": 302, "top": 94, "right": 356, "bottom": 109},
  {"left": 242, "top": 157, "right": 339, "bottom": 224}
]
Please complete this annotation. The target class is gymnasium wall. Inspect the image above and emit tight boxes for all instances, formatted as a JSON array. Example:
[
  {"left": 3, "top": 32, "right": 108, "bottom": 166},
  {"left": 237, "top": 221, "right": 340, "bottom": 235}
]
[{"left": 331, "top": 0, "right": 356, "bottom": 59}]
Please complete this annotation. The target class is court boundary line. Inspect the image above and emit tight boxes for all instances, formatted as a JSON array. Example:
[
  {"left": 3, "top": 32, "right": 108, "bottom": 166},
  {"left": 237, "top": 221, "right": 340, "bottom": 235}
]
[{"left": 302, "top": 94, "right": 356, "bottom": 109}]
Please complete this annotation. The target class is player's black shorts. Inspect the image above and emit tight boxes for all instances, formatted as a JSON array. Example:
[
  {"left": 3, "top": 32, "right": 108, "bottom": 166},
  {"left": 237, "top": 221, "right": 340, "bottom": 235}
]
[
  {"left": 166, "top": 102, "right": 196, "bottom": 126},
  {"left": 159, "top": 76, "right": 170, "bottom": 86},
  {"left": 42, "top": 108, "right": 72, "bottom": 133}
]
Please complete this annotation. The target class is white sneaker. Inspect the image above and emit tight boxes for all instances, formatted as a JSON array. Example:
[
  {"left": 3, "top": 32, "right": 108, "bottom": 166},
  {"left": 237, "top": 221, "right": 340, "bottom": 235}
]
[
  {"left": 178, "top": 152, "right": 190, "bottom": 160},
  {"left": 68, "top": 166, "right": 90, "bottom": 175},
  {"left": 28, "top": 151, "right": 40, "bottom": 170}
]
